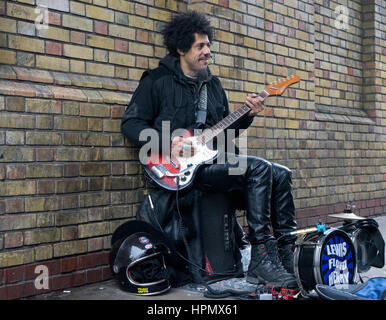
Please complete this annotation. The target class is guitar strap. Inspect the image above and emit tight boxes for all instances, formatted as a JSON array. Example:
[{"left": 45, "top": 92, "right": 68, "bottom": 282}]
[{"left": 194, "top": 83, "right": 208, "bottom": 129}]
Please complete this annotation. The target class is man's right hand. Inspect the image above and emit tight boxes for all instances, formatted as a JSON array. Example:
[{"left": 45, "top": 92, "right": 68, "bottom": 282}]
[{"left": 171, "top": 136, "right": 195, "bottom": 158}]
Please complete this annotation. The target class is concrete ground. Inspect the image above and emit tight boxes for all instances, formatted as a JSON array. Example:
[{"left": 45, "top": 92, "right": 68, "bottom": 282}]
[{"left": 26, "top": 215, "right": 386, "bottom": 301}]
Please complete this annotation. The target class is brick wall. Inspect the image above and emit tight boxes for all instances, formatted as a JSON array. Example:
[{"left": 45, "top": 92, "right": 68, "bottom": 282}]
[{"left": 0, "top": 0, "right": 385, "bottom": 299}]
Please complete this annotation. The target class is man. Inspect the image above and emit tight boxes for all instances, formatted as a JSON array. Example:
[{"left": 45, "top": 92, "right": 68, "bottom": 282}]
[{"left": 121, "top": 11, "right": 298, "bottom": 289}]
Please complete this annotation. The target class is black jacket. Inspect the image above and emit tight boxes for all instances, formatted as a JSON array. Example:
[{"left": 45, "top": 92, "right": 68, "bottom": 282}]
[
  {"left": 121, "top": 54, "right": 253, "bottom": 155},
  {"left": 120, "top": 55, "right": 250, "bottom": 286}
]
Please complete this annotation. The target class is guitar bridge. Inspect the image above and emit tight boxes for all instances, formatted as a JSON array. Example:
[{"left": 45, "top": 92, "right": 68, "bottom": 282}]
[{"left": 151, "top": 164, "right": 167, "bottom": 179}]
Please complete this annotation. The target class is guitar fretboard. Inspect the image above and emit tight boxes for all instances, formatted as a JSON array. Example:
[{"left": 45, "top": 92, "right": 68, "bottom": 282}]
[{"left": 199, "top": 90, "right": 269, "bottom": 144}]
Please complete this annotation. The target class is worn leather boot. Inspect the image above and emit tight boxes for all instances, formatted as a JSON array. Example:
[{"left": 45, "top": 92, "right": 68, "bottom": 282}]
[
  {"left": 266, "top": 240, "right": 297, "bottom": 285},
  {"left": 278, "top": 243, "right": 295, "bottom": 275},
  {"left": 246, "top": 242, "right": 298, "bottom": 289}
]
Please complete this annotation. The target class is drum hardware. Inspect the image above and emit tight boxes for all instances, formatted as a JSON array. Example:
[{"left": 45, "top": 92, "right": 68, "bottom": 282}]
[
  {"left": 338, "top": 218, "right": 385, "bottom": 273},
  {"left": 329, "top": 202, "right": 364, "bottom": 222},
  {"left": 328, "top": 202, "right": 385, "bottom": 274},
  {"left": 289, "top": 222, "right": 327, "bottom": 237}
]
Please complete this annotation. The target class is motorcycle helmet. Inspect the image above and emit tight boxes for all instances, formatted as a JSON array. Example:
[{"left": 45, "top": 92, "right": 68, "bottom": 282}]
[{"left": 110, "top": 220, "right": 173, "bottom": 295}]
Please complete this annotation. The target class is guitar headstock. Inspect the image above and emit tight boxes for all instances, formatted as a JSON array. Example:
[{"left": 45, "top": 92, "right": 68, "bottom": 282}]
[{"left": 265, "top": 75, "right": 300, "bottom": 96}]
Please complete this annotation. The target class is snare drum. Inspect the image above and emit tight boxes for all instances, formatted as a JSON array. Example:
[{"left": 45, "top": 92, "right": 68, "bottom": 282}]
[{"left": 294, "top": 228, "right": 357, "bottom": 295}]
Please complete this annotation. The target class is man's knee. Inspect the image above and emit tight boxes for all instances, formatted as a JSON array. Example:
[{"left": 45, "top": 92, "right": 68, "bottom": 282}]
[
  {"left": 246, "top": 156, "right": 273, "bottom": 179},
  {"left": 272, "top": 162, "right": 292, "bottom": 185}
]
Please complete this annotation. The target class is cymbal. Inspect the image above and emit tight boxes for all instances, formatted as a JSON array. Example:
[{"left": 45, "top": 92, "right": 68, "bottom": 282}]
[{"left": 328, "top": 212, "right": 365, "bottom": 220}]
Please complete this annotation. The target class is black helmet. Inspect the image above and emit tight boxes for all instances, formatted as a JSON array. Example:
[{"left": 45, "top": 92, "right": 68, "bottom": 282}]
[{"left": 110, "top": 221, "right": 172, "bottom": 295}]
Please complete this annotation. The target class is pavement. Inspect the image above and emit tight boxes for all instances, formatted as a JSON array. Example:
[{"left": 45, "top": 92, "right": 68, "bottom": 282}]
[{"left": 25, "top": 214, "right": 386, "bottom": 301}]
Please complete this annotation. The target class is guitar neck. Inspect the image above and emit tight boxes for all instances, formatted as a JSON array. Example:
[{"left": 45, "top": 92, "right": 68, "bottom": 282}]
[{"left": 199, "top": 90, "right": 269, "bottom": 144}]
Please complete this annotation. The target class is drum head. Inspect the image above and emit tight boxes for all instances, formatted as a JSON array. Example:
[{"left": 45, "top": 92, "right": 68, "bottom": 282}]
[{"left": 316, "top": 229, "right": 356, "bottom": 287}]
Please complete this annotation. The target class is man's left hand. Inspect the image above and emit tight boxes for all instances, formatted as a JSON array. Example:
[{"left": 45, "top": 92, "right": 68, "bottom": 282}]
[{"left": 246, "top": 93, "right": 264, "bottom": 117}]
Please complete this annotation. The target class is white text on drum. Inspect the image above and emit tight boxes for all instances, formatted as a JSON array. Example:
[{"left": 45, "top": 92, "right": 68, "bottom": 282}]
[
  {"left": 328, "top": 268, "right": 349, "bottom": 286},
  {"left": 326, "top": 242, "right": 347, "bottom": 257},
  {"left": 326, "top": 241, "right": 350, "bottom": 286}
]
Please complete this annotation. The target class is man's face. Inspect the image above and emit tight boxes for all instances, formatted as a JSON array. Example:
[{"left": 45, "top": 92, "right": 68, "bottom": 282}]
[{"left": 178, "top": 33, "right": 211, "bottom": 78}]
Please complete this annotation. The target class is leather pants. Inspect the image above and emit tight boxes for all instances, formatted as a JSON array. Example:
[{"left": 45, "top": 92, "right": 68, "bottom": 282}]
[{"left": 194, "top": 154, "right": 297, "bottom": 245}]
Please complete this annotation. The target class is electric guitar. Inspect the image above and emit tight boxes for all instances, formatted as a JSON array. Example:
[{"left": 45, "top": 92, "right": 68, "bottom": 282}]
[{"left": 144, "top": 75, "right": 300, "bottom": 191}]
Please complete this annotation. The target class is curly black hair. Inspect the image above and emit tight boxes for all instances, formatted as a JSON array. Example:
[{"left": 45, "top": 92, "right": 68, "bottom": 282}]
[{"left": 161, "top": 11, "right": 214, "bottom": 57}]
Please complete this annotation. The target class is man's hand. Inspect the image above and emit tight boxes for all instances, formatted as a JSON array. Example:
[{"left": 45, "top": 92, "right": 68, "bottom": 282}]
[
  {"left": 246, "top": 93, "right": 264, "bottom": 117},
  {"left": 171, "top": 136, "right": 195, "bottom": 158}
]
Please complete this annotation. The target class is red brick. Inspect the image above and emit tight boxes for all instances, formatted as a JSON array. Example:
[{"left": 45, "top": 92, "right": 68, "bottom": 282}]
[
  {"left": 48, "top": 11, "right": 61, "bottom": 26},
  {"left": 37, "top": 180, "right": 55, "bottom": 194},
  {"left": 62, "top": 195, "right": 79, "bottom": 209},
  {"left": 5, "top": 198, "right": 25, "bottom": 213},
  {"left": 21, "top": 281, "right": 41, "bottom": 298},
  {"left": 86, "top": 269, "right": 102, "bottom": 283},
  {"left": 114, "top": 39, "right": 128, "bottom": 52},
  {"left": 136, "top": 29, "right": 148, "bottom": 42},
  {"left": 94, "top": 21, "right": 108, "bottom": 35},
  {"left": 102, "top": 266, "right": 113, "bottom": 280},
  {"left": 36, "top": 148, "right": 54, "bottom": 161},
  {"left": 277, "top": 56, "right": 285, "bottom": 65},
  {"left": 277, "top": 35, "right": 285, "bottom": 45},
  {"left": 61, "top": 257, "right": 78, "bottom": 273},
  {"left": 265, "top": 21, "right": 273, "bottom": 31},
  {"left": 5, "top": 283, "right": 25, "bottom": 300},
  {"left": 43, "top": 260, "right": 61, "bottom": 277},
  {"left": 51, "top": 274, "right": 73, "bottom": 291},
  {"left": 46, "top": 41, "right": 63, "bottom": 55},
  {"left": 64, "top": 164, "right": 79, "bottom": 177},
  {"left": 111, "top": 105, "right": 125, "bottom": 118},
  {"left": 5, "top": 266, "right": 24, "bottom": 284},
  {"left": 72, "top": 271, "right": 87, "bottom": 287},
  {"left": 24, "top": 264, "right": 39, "bottom": 281},
  {"left": 6, "top": 164, "right": 26, "bottom": 179},
  {"left": 77, "top": 253, "right": 99, "bottom": 269}
]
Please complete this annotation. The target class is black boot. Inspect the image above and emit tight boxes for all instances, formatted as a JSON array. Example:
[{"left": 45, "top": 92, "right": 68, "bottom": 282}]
[
  {"left": 278, "top": 243, "right": 295, "bottom": 275},
  {"left": 246, "top": 242, "right": 298, "bottom": 289},
  {"left": 265, "top": 239, "right": 297, "bottom": 286}
]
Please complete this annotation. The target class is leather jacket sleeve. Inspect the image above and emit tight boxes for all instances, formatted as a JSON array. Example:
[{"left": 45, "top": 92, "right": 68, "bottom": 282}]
[{"left": 121, "top": 72, "right": 167, "bottom": 156}]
